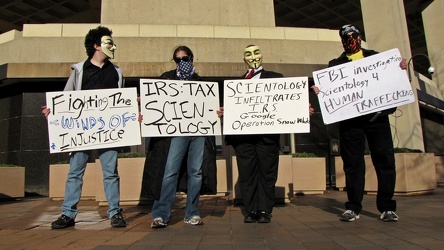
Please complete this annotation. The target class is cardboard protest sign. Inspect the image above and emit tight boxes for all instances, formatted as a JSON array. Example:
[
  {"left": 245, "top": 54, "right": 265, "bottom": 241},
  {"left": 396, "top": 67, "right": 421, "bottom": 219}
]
[
  {"left": 223, "top": 77, "right": 310, "bottom": 135},
  {"left": 46, "top": 88, "right": 141, "bottom": 153},
  {"left": 139, "top": 79, "right": 221, "bottom": 136},
  {"left": 313, "top": 48, "right": 415, "bottom": 124}
]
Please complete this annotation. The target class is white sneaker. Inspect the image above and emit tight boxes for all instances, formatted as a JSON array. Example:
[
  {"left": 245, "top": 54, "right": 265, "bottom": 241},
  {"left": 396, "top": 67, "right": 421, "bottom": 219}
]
[
  {"left": 380, "top": 211, "right": 399, "bottom": 222},
  {"left": 151, "top": 217, "right": 167, "bottom": 228},
  {"left": 184, "top": 215, "right": 204, "bottom": 225},
  {"left": 340, "top": 210, "right": 360, "bottom": 222}
]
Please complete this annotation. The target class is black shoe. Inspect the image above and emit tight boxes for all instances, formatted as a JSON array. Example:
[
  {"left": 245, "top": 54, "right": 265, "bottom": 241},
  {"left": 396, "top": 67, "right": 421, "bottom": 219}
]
[
  {"left": 257, "top": 211, "right": 271, "bottom": 223},
  {"left": 244, "top": 212, "right": 258, "bottom": 223},
  {"left": 111, "top": 212, "right": 127, "bottom": 228},
  {"left": 51, "top": 215, "right": 75, "bottom": 229}
]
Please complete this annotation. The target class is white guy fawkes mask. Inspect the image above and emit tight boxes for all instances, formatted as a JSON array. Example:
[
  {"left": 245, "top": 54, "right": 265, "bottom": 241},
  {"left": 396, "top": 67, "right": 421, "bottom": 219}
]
[
  {"left": 244, "top": 45, "right": 262, "bottom": 69},
  {"left": 101, "top": 36, "right": 116, "bottom": 59}
]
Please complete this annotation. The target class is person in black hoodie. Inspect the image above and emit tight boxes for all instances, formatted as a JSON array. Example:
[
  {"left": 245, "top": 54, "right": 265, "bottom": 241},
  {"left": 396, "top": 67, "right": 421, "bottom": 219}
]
[
  {"left": 313, "top": 24, "right": 407, "bottom": 222},
  {"left": 142, "top": 46, "right": 217, "bottom": 228}
]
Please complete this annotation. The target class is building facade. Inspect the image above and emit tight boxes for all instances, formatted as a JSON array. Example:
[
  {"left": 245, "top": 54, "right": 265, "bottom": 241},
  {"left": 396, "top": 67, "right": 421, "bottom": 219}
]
[{"left": 0, "top": 0, "right": 442, "bottom": 195}]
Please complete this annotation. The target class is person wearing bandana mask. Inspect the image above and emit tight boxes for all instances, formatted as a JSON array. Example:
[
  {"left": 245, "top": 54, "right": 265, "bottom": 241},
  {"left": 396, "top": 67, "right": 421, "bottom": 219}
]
[
  {"left": 312, "top": 24, "right": 408, "bottom": 223},
  {"left": 41, "top": 26, "right": 126, "bottom": 229},
  {"left": 218, "top": 45, "right": 314, "bottom": 223},
  {"left": 144, "top": 46, "right": 216, "bottom": 228}
]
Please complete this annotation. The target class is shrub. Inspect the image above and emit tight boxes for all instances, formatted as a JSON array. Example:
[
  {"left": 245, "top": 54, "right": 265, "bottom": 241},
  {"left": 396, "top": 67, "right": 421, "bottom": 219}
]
[
  {"left": 291, "top": 152, "right": 318, "bottom": 158},
  {"left": 0, "top": 164, "right": 23, "bottom": 167},
  {"left": 117, "top": 152, "right": 145, "bottom": 158},
  {"left": 393, "top": 147, "right": 423, "bottom": 153}
]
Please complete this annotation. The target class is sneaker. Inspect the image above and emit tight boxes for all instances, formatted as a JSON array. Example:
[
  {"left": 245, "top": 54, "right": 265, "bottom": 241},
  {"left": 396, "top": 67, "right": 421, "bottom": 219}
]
[
  {"left": 51, "top": 214, "right": 75, "bottom": 229},
  {"left": 340, "top": 210, "right": 360, "bottom": 222},
  {"left": 380, "top": 211, "right": 399, "bottom": 222},
  {"left": 111, "top": 212, "right": 127, "bottom": 228},
  {"left": 151, "top": 217, "right": 167, "bottom": 228},
  {"left": 184, "top": 215, "right": 204, "bottom": 225}
]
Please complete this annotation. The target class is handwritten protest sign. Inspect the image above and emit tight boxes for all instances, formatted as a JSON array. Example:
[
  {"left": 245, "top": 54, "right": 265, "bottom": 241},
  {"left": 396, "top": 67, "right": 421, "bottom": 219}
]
[
  {"left": 223, "top": 77, "right": 310, "bottom": 135},
  {"left": 139, "top": 79, "right": 221, "bottom": 136},
  {"left": 46, "top": 88, "right": 141, "bottom": 153},
  {"left": 313, "top": 48, "right": 415, "bottom": 124}
]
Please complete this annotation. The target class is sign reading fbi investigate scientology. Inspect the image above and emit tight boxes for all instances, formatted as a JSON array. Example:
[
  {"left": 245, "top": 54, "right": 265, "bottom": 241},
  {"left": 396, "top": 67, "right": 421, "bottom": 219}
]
[
  {"left": 46, "top": 88, "right": 141, "bottom": 153},
  {"left": 313, "top": 48, "right": 415, "bottom": 124},
  {"left": 223, "top": 77, "right": 310, "bottom": 135},
  {"left": 139, "top": 79, "right": 221, "bottom": 137}
]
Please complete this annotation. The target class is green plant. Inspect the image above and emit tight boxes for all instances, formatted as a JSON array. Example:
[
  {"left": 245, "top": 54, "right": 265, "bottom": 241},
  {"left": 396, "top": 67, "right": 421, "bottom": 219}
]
[
  {"left": 393, "top": 147, "right": 423, "bottom": 153},
  {"left": 0, "top": 164, "right": 23, "bottom": 167},
  {"left": 291, "top": 152, "right": 318, "bottom": 158},
  {"left": 117, "top": 152, "right": 145, "bottom": 158}
]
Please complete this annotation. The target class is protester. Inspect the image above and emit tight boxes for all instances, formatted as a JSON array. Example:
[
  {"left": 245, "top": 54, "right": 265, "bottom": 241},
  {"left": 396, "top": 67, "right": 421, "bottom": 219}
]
[
  {"left": 217, "top": 45, "right": 314, "bottom": 223},
  {"left": 142, "top": 46, "right": 217, "bottom": 228},
  {"left": 312, "top": 24, "right": 407, "bottom": 222},
  {"left": 42, "top": 26, "right": 126, "bottom": 229}
]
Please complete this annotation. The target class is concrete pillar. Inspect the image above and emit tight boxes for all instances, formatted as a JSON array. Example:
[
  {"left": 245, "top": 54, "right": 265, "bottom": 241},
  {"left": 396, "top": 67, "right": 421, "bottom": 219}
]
[
  {"left": 422, "top": 0, "right": 444, "bottom": 92},
  {"left": 101, "top": 0, "right": 276, "bottom": 27},
  {"left": 360, "top": 0, "right": 425, "bottom": 151}
]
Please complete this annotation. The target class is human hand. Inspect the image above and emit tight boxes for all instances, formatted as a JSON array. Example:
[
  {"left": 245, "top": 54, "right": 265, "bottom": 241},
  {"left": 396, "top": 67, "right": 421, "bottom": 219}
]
[
  {"left": 400, "top": 58, "right": 407, "bottom": 70},
  {"left": 309, "top": 103, "right": 314, "bottom": 116},
  {"left": 138, "top": 113, "right": 143, "bottom": 123},
  {"left": 41, "top": 106, "right": 50, "bottom": 119},
  {"left": 311, "top": 85, "right": 320, "bottom": 95},
  {"left": 217, "top": 107, "right": 224, "bottom": 118}
]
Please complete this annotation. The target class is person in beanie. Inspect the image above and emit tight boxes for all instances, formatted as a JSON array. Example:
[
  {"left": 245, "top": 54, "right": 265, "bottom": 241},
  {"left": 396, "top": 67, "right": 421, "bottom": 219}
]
[{"left": 313, "top": 24, "right": 407, "bottom": 222}]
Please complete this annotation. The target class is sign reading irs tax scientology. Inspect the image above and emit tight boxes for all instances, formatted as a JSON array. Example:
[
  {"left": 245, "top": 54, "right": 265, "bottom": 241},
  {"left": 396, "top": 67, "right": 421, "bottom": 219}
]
[{"left": 139, "top": 79, "right": 221, "bottom": 137}]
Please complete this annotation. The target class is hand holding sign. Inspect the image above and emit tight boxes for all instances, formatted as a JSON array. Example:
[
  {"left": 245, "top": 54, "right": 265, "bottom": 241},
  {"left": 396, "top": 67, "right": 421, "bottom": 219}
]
[
  {"left": 139, "top": 79, "right": 221, "bottom": 137},
  {"left": 223, "top": 77, "right": 310, "bottom": 135},
  {"left": 312, "top": 48, "right": 415, "bottom": 124},
  {"left": 46, "top": 88, "right": 141, "bottom": 153}
]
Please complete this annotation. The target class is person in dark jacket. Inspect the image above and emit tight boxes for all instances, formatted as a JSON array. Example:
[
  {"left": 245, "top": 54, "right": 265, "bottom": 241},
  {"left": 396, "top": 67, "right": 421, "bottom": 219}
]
[
  {"left": 313, "top": 24, "right": 407, "bottom": 222},
  {"left": 143, "top": 46, "right": 216, "bottom": 228},
  {"left": 218, "top": 45, "right": 314, "bottom": 223}
]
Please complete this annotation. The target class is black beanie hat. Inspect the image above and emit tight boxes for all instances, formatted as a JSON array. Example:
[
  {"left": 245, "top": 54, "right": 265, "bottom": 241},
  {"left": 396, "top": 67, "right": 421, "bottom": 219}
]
[{"left": 339, "top": 24, "right": 361, "bottom": 38}]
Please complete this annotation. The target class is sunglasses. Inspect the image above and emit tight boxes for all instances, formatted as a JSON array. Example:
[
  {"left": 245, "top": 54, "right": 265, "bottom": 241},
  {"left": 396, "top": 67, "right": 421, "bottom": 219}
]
[
  {"left": 341, "top": 32, "right": 360, "bottom": 40},
  {"left": 173, "top": 56, "right": 191, "bottom": 63}
]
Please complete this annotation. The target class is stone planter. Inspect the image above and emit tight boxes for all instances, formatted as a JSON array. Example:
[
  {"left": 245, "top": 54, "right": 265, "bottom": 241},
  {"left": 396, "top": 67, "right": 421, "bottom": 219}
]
[
  {"left": 231, "top": 155, "right": 294, "bottom": 203},
  {"left": 49, "top": 163, "right": 97, "bottom": 200},
  {"left": 292, "top": 157, "right": 326, "bottom": 194},
  {"left": 0, "top": 166, "right": 25, "bottom": 199},
  {"left": 335, "top": 153, "right": 436, "bottom": 195},
  {"left": 216, "top": 159, "right": 229, "bottom": 194},
  {"left": 95, "top": 158, "right": 145, "bottom": 206},
  {"left": 436, "top": 156, "right": 444, "bottom": 187}
]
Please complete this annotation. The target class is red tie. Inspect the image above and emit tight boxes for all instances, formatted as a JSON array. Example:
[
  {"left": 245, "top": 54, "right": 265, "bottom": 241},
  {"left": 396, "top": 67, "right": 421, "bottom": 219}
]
[{"left": 245, "top": 69, "right": 255, "bottom": 79}]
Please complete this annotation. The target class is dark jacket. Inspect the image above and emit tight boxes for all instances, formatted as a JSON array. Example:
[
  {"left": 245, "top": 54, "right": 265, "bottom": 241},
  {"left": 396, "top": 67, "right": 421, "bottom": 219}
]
[
  {"left": 328, "top": 49, "right": 396, "bottom": 118},
  {"left": 141, "top": 69, "right": 217, "bottom": 200},
  {"left": 225, "top": 69, "right": 283, "bottom": 146}
]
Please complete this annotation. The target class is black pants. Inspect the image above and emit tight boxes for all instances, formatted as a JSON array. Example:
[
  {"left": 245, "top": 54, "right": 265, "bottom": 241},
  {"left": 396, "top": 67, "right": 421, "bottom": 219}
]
[
  {"left": 340, "top": 115, "right": 396, "bottom": 214},
  {"left": 232, "top": 139, "right": 280, "bottom": 214}
]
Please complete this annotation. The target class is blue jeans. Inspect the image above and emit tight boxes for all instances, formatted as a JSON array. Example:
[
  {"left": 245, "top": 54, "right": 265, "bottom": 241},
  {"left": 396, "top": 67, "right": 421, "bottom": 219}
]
[
  {"left": 151, "top": 136, "right": 204, "bottom": 223},
  {"left": 62, "top": 150, "right": 121, "bottom": 219}
]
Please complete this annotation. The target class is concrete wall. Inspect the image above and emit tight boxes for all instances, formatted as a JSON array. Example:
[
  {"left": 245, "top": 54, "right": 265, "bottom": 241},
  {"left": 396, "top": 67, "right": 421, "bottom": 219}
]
[
  {"left": 0, "top": 23, "right": 341, "bottom": 78},
  {"left": 101, "top": 0, "right": 277, "bottom": 27},
  {"left": 422, "top": 0, "right": 444, "bottom": 92},
  {"left": 361, "top": 0, "right": 425, "bottom": 151}
]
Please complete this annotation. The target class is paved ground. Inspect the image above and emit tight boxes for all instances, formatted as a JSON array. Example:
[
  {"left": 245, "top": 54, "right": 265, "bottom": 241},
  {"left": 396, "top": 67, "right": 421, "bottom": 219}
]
[{"left": 1, "top": 187, "right": 444, "bottom": 250}]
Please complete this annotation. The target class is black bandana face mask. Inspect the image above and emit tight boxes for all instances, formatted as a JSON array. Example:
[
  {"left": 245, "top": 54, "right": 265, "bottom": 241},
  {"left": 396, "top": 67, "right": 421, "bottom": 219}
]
[
  {"left": 342, "top": 33, "right": 362, "bottom": 54},
  {"left": 177, "top": 59, "right": 194, "bottom": 80}
]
